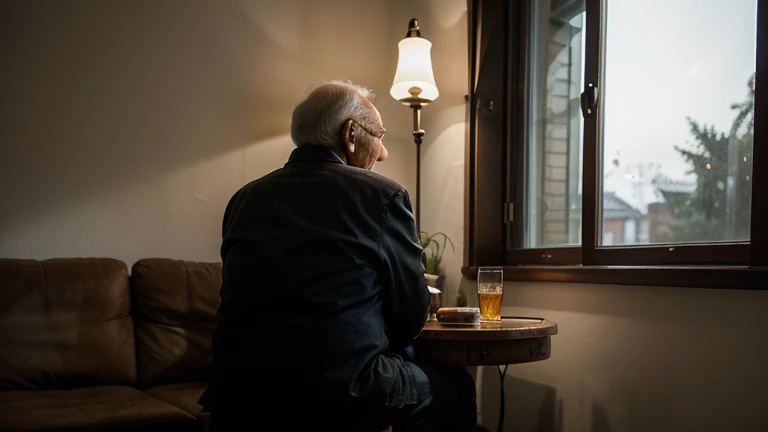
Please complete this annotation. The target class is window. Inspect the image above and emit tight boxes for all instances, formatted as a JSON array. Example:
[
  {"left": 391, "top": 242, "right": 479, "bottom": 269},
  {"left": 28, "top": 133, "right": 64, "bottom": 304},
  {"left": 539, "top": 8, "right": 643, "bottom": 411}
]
[
  {"left": 526, "top": 1, "right": 585, "bottom": 249},
  {"left": 464, "top": 0, "right": 768, "bottom": 288},
  {"left": 601, "top": 0, "right": 755, "bottom": 247}
]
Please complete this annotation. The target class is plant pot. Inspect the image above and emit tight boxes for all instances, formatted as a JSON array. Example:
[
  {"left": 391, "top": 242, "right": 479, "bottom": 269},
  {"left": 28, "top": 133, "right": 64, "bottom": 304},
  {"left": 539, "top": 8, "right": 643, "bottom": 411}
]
[{"left": 424, "top": 273, "right": 440, "bottom": 288}]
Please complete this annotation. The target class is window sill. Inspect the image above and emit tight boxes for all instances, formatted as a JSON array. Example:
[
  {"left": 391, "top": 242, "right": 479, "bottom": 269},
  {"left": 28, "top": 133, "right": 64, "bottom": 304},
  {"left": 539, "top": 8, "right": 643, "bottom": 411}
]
[{"left": 461, "top": 265, "right": 768, "bottom": 290}]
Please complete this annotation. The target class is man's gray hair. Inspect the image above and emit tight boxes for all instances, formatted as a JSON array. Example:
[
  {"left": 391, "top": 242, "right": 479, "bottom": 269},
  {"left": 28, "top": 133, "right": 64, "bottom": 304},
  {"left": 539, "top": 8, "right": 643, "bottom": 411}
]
[{"left": 290, "top": 79, "right": 377, "bottom": 149}]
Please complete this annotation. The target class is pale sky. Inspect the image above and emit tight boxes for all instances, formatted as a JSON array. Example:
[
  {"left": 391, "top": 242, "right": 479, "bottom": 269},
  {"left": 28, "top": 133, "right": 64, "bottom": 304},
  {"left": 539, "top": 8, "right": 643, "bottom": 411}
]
[{"left": 601, "top": 0, "right": 757, "bottom": 210}]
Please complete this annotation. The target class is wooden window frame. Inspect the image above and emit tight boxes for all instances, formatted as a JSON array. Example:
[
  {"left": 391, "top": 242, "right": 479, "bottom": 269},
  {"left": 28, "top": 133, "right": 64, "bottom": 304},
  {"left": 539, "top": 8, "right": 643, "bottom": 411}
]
[{"left": 463, "top": 0, "right": 768, "bottom": 289}]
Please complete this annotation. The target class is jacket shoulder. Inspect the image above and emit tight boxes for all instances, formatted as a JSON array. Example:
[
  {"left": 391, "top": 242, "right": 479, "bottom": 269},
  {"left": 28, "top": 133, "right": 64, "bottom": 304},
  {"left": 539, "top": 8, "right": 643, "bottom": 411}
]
[{"left": 347, "top": 167, "right": 407, "bottom": 196}]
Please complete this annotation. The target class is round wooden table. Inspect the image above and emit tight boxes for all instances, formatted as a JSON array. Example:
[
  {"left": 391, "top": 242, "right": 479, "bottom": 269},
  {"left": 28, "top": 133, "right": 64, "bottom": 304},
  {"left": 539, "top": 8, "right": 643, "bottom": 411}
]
[{"left": 414, "top": 317, "right": 558, "bottom": 432}]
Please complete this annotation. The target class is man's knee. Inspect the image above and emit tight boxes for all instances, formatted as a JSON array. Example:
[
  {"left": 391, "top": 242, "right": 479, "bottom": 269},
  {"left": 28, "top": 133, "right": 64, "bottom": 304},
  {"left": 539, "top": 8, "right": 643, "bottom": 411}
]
[
  {"left": 418, "top": 364, "right": 476, "bottom": 406},
  {"left": 425, "top": 366, "right": 477, "bottom": 431},
  {"left": 451, "top": 368, "right": 477, "bottom": 404}
]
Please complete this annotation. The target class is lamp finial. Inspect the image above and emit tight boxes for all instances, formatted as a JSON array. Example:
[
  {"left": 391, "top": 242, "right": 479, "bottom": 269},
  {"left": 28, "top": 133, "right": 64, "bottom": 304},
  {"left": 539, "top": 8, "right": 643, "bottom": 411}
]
[{"left": 406, "top": 18, "right": 421, "bottom": 37}]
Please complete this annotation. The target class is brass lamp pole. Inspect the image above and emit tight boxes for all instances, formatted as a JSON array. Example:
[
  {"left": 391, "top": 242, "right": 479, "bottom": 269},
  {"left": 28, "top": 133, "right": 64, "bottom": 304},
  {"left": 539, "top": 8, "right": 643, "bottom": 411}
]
[
  {"left": 400, "top": 86, "right": 430, "bottom": 232},
  {"left": 390, "top": 18, "right": 439, "bottom": 232}
]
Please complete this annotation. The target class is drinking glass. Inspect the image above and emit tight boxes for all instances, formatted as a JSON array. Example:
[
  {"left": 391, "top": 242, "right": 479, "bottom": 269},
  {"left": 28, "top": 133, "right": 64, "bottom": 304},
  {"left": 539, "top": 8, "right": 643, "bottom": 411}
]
[{"left": 477, "top": 267, "right": 503, "bottom": 321}]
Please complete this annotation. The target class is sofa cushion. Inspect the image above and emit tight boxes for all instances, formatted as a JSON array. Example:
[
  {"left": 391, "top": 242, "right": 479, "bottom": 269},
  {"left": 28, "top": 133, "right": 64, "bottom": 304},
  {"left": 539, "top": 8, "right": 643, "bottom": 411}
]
[
  {"left": 0, "top": 258, "right": 136, "bottom": 391},
  {"left": 131, "top": 259, "right": 221, "bottom": 388},
  {"left": 144, "top": 382, "right": 207, "bottom": 417},
  {"left": 0, "top": 385, "right": 194, "bottom": 431}
]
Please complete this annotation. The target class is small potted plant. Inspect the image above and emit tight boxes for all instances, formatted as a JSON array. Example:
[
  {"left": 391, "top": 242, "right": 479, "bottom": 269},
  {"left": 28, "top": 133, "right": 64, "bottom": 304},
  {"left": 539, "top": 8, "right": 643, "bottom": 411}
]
[{"left": 418, "top": 231, "right": 455, "bottom": 290}]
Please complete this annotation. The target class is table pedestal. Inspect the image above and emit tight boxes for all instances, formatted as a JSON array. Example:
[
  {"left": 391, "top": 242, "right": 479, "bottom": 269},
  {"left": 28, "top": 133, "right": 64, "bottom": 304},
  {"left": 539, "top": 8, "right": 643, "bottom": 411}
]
[
  {"left": 414, "top": 336, "right": 550, "bottom": 432},
  {"left": 414, "top": 319, "right": 558, "bottom": 432}
]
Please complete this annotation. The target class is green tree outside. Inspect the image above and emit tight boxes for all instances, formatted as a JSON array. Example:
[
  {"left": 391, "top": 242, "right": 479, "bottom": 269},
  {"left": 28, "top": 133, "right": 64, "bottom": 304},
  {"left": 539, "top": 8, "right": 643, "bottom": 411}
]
[{"left": 661, "top": 74, "right": 754, "bottom": 242}]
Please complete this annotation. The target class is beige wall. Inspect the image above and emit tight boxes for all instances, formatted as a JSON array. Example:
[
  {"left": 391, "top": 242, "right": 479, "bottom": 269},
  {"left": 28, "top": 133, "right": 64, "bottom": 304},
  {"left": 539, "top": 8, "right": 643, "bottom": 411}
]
[
  {"left": 0, "top": 0, "right": 418, "bottom": 266},
  {"left": 4, "top": 1, "right": 767, "bottom": 431},
  {"left": 458, "top": 279, "right": 768, "bottom": 431}
]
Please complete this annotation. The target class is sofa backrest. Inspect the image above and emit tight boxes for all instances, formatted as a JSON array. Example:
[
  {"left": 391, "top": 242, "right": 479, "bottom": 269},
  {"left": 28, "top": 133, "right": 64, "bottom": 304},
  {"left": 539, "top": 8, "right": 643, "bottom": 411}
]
[
  {"left": 0, "top": 258, "right": 136, "bottom": 390},
  {"left": 131, "top": 258, "right": 221, "bottom": 388}
]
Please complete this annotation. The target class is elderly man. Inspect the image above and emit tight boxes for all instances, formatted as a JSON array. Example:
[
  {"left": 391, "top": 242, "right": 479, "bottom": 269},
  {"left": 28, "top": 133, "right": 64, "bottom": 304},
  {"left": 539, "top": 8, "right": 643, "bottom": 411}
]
[{"left": 199, "top": 80, "right": 477, "bottom": 431}]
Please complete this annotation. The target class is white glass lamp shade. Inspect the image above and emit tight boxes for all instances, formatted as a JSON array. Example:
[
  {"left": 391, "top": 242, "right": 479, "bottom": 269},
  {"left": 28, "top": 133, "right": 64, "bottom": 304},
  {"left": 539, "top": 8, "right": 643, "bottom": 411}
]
[{"left": 390, "top": 36, "right": 439, "bottom": 102}]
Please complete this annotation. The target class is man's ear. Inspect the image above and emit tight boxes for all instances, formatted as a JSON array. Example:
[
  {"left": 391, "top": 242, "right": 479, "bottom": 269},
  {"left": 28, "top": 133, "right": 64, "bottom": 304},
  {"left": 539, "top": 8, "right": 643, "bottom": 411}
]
[{"left": 342, "top": 119, "right": 355, "bottom": 154}]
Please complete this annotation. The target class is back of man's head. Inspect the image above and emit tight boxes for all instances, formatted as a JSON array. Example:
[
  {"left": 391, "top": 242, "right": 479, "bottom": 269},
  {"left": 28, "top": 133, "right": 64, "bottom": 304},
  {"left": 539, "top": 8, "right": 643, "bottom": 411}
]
[{"left": 290, "top": 80, "right": 377, "bottom": 150}]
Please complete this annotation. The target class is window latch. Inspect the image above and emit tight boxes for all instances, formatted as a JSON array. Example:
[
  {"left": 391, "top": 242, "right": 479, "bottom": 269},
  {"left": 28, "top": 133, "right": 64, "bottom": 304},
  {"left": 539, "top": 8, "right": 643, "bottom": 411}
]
[
  {"left": 504, "top": 202, "right": 514, "bottom": 224},
  {"left": 580, "top": 82, "right": 599, "bottom": 117},
  {"left": 478, "top": 98, "right": 495, "bottom": 114}
]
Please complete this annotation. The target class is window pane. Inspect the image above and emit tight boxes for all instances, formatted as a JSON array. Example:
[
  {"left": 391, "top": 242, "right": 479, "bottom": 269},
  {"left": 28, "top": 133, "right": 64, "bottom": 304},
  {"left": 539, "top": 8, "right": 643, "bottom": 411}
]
[
  {"left": 600, "top": 0, "right": 756, "bottom": 245},
  {"left": 526, "top": 0, "right": 586, "bottom": 248}
]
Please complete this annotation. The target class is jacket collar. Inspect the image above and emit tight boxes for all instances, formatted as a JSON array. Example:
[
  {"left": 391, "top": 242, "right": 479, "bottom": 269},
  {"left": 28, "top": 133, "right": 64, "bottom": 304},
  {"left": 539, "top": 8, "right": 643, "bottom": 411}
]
[{"left": 286, "top": 145, "right": 344, "bottom": 165}]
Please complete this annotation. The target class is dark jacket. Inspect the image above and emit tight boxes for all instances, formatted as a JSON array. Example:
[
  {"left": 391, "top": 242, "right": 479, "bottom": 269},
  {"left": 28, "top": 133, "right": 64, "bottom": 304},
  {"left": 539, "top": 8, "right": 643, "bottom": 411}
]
[{"left": 199, "top": 145, "right": 430, "bottom": 419}]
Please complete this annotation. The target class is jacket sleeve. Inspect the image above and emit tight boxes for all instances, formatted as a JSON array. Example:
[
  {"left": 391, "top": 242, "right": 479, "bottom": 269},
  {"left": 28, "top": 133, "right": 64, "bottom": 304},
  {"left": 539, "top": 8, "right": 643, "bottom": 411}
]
[{"left": 379, "top": 189, "right": 430, "bottom": 351}]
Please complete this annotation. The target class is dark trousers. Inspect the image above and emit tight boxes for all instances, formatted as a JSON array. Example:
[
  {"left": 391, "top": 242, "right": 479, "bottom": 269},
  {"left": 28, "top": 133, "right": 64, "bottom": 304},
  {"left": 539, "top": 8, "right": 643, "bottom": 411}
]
[{"left": 208, "top": 361, "right": 477, "bottom": 432}]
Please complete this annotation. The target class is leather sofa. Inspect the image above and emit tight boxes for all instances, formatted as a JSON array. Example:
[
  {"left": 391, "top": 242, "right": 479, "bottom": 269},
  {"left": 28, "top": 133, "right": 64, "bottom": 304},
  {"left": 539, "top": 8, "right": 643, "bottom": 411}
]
[{"left": 0, "top": 257, "right": 222, "bottom": 431}]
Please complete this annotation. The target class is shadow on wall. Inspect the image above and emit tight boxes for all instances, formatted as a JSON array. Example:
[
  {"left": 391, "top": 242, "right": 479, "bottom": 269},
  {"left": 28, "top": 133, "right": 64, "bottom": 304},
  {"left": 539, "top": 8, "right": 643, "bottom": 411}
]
[
  {"left": 591, "top": 400, "right": 613, "bottom": 432},
  {"left": 0, "top": 0, "right": 399, "bottom": 261},
  {"left": 1, "top": 0, "right": 294, "bottom": 228},
  {"left": 479, "top": 371, "right": 562, "bottom": 432},
  {"left": 464, "top": 278, "right": 768, "bottom": 431}
]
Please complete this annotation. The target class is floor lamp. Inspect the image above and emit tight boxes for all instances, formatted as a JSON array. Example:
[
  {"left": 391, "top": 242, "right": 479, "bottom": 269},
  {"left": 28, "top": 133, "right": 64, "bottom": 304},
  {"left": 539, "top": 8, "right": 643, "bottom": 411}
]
[{"left": 390, "top": 18, "right": 439, "bottom": 232}]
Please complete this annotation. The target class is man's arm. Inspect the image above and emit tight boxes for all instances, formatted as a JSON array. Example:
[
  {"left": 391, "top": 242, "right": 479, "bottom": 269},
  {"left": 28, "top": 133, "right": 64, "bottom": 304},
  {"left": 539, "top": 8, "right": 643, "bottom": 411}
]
[
  {"left": 221, "top": 190, "right": 243, "bottom": 240},
  {"left": 379, "top": 190, "right": 430, "bottom": 351}
]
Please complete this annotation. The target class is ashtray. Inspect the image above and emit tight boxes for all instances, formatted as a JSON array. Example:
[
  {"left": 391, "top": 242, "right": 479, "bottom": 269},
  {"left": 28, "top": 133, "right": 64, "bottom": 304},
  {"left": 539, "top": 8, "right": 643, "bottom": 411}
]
[{"left": 436, "top": 307, "right": 481, "bottom": 326}]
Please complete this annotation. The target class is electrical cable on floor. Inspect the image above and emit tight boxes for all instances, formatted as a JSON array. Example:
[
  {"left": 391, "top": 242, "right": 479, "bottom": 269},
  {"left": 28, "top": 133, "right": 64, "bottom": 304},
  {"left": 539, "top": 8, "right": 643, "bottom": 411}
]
[{"left": 496, "top": 364, "right": 508, "bottom": 432}]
